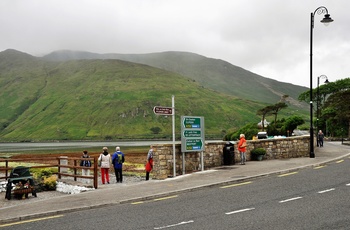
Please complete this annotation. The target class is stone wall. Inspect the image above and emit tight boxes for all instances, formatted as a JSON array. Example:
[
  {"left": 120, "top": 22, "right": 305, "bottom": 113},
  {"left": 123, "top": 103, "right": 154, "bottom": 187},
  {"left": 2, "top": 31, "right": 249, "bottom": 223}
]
[
  {"left": 151, "top": 136, "right": 310, "bottom": 179},
  {"left": 244, "top": 136, "right": 310, "bottom": 160}
]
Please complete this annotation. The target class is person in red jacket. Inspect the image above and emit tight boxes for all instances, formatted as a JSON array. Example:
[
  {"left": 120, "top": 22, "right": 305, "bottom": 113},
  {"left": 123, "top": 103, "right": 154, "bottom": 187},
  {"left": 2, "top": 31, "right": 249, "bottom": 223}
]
[
  {"left": 145, "top": 145, "right": 153, "bottom": 181},
  {"left": 238, "top": 134, "right": 247, "bottom": 165}
]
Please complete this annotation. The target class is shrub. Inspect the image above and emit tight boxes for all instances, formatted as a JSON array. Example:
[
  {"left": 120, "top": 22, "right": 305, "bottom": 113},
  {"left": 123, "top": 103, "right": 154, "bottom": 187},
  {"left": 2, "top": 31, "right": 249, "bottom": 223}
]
[
  {"left": 31, "top": 168, "right": 58, "bottom": 191},
  {"left": 150, "top": 127, "right": 162, "bottom": 134},
  {"left": 224, "top": 122, "right": 259, "bottom": 141},
  {"left": 32, "top": 168, "right": 57, "bottom": 179},
  {"left": 43, "top": 175, "right": 57, "bottom": 190}
]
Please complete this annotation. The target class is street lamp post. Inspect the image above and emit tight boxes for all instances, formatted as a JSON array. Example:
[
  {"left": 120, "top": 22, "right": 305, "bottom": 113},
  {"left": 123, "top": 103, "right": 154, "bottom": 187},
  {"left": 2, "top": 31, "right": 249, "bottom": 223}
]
[
  {"left": 316, "top": 75, "right": 329, "bottom": 147},
  {"left": 309, "top": 6, "right": 333, "bottom": 158}
]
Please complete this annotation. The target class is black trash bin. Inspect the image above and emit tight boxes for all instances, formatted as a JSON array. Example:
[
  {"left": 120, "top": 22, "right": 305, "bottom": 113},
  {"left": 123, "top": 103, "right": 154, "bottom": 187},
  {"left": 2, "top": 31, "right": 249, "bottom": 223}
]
[{"left": 223, "top": 141, "right": 235, "bottom": 165}]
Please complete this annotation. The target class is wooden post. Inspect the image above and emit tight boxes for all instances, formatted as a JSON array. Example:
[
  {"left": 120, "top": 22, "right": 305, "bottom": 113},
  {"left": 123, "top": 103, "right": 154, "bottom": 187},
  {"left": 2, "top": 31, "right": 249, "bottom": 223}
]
[
  {"left": 94, "top": 156, "right": 98, "bottom": 189},
  {"left": 74, "top": 159, "right": 77, "bottom": 181}
]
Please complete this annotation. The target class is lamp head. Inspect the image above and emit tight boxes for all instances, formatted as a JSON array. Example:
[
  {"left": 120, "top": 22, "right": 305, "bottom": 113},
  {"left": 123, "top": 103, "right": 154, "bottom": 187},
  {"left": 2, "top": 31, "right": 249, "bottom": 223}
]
[
  {"left": 321, "top": 14, "right": 334, "bottom": 26},
  {"left": 324, "top": 79, "right": 330, "bottom": 84}
]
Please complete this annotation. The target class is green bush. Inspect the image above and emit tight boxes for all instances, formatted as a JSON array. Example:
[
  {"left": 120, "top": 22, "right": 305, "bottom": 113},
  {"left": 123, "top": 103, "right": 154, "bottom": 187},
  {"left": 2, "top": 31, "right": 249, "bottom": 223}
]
[
  {"left": 224, "top": 122, "right": 259, "bottom": 141},
  {"left": 31, "top": 168, "right": 58, "bottom": 191},
  {"left": 251, "top": 148, "right": 266, "bottom": 155},
  {"left": 32, "top": 168, "right": 57, "bottom": 179},
  {"left": 43, "top": 175, "right": 57, "bottom": 190}
]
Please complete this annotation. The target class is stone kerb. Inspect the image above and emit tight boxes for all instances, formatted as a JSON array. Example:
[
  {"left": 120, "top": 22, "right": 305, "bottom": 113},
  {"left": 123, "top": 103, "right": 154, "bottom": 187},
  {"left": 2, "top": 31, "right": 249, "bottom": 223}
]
[{"left": 151, "top": 136, "right": 310, "bottom": 179}]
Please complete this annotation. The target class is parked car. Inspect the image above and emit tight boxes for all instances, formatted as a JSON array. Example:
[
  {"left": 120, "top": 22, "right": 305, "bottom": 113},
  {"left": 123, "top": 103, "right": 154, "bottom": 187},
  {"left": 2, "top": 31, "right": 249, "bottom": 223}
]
[{"left": 257, "top": 132, "right": 268, "bottom": 139}]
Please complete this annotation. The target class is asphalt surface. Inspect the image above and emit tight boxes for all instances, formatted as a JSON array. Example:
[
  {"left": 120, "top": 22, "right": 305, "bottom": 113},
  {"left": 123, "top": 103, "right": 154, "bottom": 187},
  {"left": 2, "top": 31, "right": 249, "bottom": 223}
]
[{"left": 1, "top": 141, "right": 349, "bottom": 224}]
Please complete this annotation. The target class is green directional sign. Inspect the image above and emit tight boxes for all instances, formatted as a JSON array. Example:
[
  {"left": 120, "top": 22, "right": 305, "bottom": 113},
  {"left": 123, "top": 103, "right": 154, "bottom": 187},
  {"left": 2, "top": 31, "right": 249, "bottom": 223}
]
[
  {"left": 183, "top": 117, "right": 201, "bottom": 129},
  {"left": 185, "top": 139, "right": 203, "bottom": 151},
  {"left": 181, "top": 116, "right": 205, "bottom": 152},
  {"left": 183, "top": 130, "right": 201, "bottom": 138}
]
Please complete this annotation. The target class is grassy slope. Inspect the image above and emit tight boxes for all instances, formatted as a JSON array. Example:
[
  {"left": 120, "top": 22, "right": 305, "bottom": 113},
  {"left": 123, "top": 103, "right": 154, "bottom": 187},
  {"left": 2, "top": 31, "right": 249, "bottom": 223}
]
[
  {"left": 1, "top": 50, "right": 266, "bottom": 141},
  {"left": 44, "top": 50, "right": 309, "bottom": 107},
  {"left": 0, "top": 50, "right": 48, "bottom": 128}
]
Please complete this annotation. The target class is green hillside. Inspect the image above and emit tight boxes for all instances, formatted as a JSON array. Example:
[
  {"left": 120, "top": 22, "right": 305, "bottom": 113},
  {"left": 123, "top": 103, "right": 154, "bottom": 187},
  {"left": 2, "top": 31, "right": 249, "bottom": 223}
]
[
  {"left": 44, "top": 50, "right": 309, "bottom": 108},
  {"left": 1, "top": 49, "right": 272, "bottom": 141}
]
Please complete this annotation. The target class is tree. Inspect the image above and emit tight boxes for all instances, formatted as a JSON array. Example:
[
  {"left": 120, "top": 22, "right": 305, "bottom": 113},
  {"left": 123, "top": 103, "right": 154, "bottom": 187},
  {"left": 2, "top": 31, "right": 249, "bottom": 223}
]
[
  {"left": 224, "top": 122, "right": 259, "bottom": 141},
  {"left": 283, "top": 115, "right": 305, "bottom": 134},
  {"left": 298, "top": 78, "right": 350, "bottom": 138},
  {"left": 323, "top": 89, "right": 350, "bottom": 137},
  {"left": 271, "top": 102, "right": 288, "bottom": 124},
  {"left": 257, "top": 105, "right": 275, "bottom": 131}
]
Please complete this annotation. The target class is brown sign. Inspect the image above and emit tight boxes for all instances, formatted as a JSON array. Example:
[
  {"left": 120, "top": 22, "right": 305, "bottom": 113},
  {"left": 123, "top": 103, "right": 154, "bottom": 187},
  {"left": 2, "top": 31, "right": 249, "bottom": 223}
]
[{"left": 153, "top": 106, "right": 173, "bottom": 115}]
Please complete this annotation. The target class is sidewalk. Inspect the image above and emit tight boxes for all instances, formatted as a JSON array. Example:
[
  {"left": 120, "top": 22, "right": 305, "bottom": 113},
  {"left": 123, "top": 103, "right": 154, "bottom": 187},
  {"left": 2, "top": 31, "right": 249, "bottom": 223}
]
[{"left": 1, "top": 141, "right": 349, "bottom": 224}]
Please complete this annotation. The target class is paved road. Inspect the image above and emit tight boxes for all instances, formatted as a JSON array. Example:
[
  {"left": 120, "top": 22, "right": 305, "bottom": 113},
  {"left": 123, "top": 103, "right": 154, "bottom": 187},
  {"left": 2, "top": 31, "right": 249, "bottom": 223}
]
[
  {"left": 0, "top": 141, "right": 349, "bottom": 225},
  {"left": 2, "top": 153, "right": 350, "bottom": 229}
]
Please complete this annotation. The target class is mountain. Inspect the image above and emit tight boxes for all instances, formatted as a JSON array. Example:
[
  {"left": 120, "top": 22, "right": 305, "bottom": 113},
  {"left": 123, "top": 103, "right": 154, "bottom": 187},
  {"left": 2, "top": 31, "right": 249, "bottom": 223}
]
[
  {"left": 43, "top": 50, "right": 308, "bottom": 107},
  {"left": 1, "top": 49, "right": 284, "bottom": 141}
]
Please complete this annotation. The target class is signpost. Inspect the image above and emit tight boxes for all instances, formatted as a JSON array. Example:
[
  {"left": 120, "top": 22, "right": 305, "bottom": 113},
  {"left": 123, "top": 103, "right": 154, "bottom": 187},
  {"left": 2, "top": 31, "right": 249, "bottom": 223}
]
[
  {"left": 180, "top": 116, "right": 205, "bottom": 175},
  {"left": 153, "top": 106, "right": 173, "bottom": 115},
  {"left": 185, "top": 139, "right": 203, "bottom": 151},
  {"left": 181, "top": 116, "right": 205, "bottom": 152},
  {"left": 153, "top": 97, "right": 176, "bottom": 177},
  {"left": 183, "top": 130, "right": 201, "bottom": 138},
  {"left": 183, "top": 117, "right": 201, "bottom": 128}
]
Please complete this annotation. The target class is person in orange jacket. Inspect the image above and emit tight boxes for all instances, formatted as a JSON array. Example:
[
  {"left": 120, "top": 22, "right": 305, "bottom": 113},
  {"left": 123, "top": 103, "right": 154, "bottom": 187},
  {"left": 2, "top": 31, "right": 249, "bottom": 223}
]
[{"left": 238, "top": 134, "right": 247, "bottom": 165}]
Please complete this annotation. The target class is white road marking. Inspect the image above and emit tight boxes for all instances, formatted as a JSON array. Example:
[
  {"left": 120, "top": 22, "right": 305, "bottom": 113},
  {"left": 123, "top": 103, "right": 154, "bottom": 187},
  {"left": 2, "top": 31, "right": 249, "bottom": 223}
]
[
  {"left": 154, "top": 220, "right": 194, "bottom": 229},
  {"left": 318, "top": 188, "right": 335, "bottom": 194},
  {"left": 225, "top": 208, "right": 255, "bottom": 215},
  {"left": 346, "top": 183, "right": 350, "bottom": 186},
  {"left": 279, "top": 197, "right": 303, "bottom": 203}
]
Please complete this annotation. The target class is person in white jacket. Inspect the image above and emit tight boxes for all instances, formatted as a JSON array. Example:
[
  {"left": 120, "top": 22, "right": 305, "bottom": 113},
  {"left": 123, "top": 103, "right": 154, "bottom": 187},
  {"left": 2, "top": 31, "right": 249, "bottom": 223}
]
[{"left": 99, "top": 147, "right": 111, "bottom": 184}]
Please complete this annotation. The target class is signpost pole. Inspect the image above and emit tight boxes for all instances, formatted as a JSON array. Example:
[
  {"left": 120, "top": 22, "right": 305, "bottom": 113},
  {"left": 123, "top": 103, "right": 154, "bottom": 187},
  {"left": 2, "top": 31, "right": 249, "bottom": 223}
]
[
  {"left": 201, "top": 151, "right": 204, "bottom": 171},
  {"left": 172, "top": 95, "right": 176, "bottom": 178},
  {"left": 182, "top": 152, "right": 185, "bottom": 175}
]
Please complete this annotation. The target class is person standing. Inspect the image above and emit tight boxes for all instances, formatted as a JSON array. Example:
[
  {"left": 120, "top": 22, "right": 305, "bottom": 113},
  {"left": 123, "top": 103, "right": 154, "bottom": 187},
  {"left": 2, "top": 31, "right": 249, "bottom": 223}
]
[
  {"left": 318, "top": 130, "right": 325, "bottom": 147},
  {"left": 112, "top": 146, "right": 125, "bottom": 183},
  {"left": 80, "top": 150, "right": 91, "bottom": 183},
  {"left": 99, "top": 147, "right": 111, "bottom": 184},
  {"left": 238, "top": 134, "right": 247, "bottom": 165},
  {"left": 145, "top": 145, "right": 154, "bottom": 181}
]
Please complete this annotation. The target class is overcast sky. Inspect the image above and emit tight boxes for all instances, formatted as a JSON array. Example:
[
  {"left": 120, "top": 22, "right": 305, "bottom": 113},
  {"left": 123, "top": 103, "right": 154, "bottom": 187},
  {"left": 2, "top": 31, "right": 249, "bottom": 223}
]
[{"left": 1, "top": 0, "right": 349, "bottom": 87}]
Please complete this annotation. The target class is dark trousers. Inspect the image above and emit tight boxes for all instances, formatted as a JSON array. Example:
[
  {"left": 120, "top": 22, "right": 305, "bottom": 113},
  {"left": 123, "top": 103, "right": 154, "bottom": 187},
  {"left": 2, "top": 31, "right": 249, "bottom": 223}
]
[
  {"left": 319, "top": 139, "right": 324, "bottom": 147},
  {"left": 114, "top": 168, "right": 123, "bottom": 182},
  {"left": 146, "top": 171, "right": 150, "bottom": 181}
]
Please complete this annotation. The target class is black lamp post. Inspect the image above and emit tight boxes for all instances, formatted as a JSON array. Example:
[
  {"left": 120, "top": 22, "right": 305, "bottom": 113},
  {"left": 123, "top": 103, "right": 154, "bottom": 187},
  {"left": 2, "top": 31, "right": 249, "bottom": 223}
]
[
  {"left": 316, "top": 75, "right": 329, "bottom": 147},
  {"left": 309, "top": 6, "right": 333, "bottom": 158}
]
